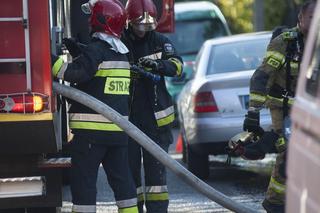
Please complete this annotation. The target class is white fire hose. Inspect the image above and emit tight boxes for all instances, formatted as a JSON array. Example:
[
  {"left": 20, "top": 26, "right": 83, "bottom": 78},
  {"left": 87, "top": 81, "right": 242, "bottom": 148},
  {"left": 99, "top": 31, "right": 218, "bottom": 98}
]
[{"left": 53, "top": 82, "right": 256, "bottom": 213}]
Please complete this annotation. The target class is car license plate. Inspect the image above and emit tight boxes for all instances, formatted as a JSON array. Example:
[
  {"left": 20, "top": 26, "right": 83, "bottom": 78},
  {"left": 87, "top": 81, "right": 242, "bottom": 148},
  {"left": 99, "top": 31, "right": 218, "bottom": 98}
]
[{"left": 239, "top": 95, "right": 249, "bottom": 109}]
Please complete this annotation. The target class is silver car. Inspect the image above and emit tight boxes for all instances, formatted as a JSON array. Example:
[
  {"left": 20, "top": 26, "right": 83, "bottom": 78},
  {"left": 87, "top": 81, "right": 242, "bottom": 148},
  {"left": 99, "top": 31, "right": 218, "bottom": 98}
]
[{"left": 177, "top": 32, "right": 273, "bottom": 178}]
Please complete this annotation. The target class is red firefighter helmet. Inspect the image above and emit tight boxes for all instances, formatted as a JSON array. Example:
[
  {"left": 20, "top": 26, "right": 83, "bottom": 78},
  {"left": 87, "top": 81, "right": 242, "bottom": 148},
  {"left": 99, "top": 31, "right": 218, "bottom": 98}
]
[
  {"left": 89, "top": 0, "right": 127, "bottom": 38},
  {"left": 125, "top": 0, "right": 158, "bottom": 31}
]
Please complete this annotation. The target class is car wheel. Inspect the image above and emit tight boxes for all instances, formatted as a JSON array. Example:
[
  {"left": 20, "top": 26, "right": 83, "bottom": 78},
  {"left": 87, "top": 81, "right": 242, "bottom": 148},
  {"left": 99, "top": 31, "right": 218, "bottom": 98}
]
[{"left": 186, "top": 145, "right": 209, "bottom": 179}]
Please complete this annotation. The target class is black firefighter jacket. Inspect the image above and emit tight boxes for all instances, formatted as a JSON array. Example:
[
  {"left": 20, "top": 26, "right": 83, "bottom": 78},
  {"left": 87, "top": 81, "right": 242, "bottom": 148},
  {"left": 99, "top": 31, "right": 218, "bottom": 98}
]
[
  {"left": 122, "top": 29, "right": 183, "bottom": 136},
  {"left": 52, "top": 38, "right": 131, "bottom": 145}
]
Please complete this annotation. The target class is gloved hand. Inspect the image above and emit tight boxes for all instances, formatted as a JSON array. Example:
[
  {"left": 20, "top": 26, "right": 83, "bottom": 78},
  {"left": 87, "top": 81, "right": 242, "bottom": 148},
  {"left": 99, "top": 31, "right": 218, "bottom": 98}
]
[
  {"left": 138, "top": 58, "right": 162, "bottom": 72},
  {"left": 227, "top": 143, "right": 245, "bottom": 157},
  {"left": 243, "top": 108, "right": 260, "bottom": 133},
  {"left": 63, "top": 38, "right": 82, "bottom": 58}
]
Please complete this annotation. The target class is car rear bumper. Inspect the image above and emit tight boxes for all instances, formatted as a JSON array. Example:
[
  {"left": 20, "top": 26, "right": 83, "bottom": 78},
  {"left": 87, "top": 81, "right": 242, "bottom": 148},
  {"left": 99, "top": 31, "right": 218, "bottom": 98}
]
[{"left": 185, "top": 114, "right": 272, "bottom": 145}]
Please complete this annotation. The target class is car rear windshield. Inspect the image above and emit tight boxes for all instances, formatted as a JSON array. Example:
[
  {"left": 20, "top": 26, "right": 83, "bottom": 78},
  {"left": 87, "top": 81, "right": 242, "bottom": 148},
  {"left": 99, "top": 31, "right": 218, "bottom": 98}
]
[
  {"left": 165, "top": 18, "right": 228, "bottom": 55},
  {"left": 207, "top": 37, "right": 269, "bottom": 75}
]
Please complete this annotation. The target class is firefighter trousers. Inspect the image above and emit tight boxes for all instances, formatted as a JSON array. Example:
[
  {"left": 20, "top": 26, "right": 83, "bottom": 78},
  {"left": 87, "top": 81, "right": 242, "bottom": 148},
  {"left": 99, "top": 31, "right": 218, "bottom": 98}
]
[
  {"left": 128, "top": 130, "right": 172, "bottom": 213},
  {"left": 265, "top": 151, "right": 286, "bottom": 207},
  {"left": 262, "top": 107, "right": 286, "bottom": 212},
  {"left": 70, "top": 135, "right": 138, "bottom": 213}
]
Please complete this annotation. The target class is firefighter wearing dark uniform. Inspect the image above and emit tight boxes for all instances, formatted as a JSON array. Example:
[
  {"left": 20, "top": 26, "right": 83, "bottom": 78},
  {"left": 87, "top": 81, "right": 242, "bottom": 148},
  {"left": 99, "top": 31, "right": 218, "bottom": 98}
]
[
  {"left": 243, "top": 1, "right": 316, "bottom": 212},
  {"left": 52, "top": 1, "right": 138, "bottom": 212},
  {"left": 122, "top": 0, "right": 183, "bottom": 212}
]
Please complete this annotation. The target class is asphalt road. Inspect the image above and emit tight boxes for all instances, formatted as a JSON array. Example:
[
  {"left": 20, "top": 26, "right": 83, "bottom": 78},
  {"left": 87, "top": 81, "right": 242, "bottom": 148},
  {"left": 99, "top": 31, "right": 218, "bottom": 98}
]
[{"left": 61, "top": 128, "right": 274, "bottom": 212}]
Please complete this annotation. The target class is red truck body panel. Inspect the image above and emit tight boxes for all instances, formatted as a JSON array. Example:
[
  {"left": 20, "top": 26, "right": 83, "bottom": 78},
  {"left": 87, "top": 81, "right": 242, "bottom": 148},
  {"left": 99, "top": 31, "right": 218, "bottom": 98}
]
[
  {"left": 0, "top": 0, "right": 52, "bottom": 97},
  {"left": 0, "top": 0, "right": 58, "bottom": 154}
]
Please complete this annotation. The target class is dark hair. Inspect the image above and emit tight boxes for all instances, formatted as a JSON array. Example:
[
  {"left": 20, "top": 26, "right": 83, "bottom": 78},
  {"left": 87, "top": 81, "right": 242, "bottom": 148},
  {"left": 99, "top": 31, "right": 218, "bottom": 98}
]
[{"left": 299, "top": 0, "right": 317, "bottom": 15}]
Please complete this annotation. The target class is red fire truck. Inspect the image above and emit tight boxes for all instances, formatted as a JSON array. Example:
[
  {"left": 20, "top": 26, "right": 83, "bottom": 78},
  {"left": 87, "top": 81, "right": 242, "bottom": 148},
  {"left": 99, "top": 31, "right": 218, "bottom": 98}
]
[{"left": 0, "top": 0, "right": 174, "bottom": 212}]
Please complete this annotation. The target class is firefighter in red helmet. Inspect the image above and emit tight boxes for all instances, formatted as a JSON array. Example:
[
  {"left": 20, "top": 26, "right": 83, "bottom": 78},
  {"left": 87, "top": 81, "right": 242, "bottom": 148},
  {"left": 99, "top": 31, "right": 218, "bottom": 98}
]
[
  {"left": 122, "top": 0, "right": 183, "bottom": 212},
  {"left": 52, "top": 0, "right": 138, "bottom": 212}
]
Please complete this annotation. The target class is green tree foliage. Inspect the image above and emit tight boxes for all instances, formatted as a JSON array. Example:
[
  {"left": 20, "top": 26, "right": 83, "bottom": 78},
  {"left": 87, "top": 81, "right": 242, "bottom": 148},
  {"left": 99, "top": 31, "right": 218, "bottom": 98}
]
[
  {"left": 175, "top": 0, "right": 311, "bottom": 33},
  {"left": 213, "top": 0, "right": 254, "bottom": 34}
]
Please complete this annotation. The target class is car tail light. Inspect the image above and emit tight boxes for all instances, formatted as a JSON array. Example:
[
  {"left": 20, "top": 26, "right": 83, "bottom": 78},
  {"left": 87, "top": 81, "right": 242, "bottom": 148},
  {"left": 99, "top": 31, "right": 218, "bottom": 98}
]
[
  {"left": 194, "top": 91, "right": 218, "bottom": 113},
  {"left": 0, "top": 93, "right": 49, "bottom": 113}
]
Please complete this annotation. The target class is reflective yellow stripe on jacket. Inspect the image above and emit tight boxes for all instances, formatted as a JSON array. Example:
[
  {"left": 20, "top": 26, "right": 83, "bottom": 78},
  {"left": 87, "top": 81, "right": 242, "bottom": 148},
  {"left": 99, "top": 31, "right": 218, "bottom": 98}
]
[
  {"left": 155, "top": 106, "right": 175, "bottom": 127},
  {"left": 267, "top": 95, "right": 295, "bottom": 106},
  {"left": 95, "top": 61, "right": 131, "bottom": 95},
  {"left": 269, "top": 177, "right": 285, "bottom": 195},
  {"left": 250, "top": 93, "right": 267, "bottom": 104},
  {"left": 69, "top": 113, "right": 127, "bottom": 132}
]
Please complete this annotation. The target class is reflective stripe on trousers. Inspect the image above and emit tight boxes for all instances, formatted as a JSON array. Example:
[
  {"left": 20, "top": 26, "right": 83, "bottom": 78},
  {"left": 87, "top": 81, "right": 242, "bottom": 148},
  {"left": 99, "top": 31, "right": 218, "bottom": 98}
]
[
  {"left": 145, "top": 185, "right": 169, "bottom": 201},
  {"left": 117, "top": 197, "right": 138, "bottom": 213},
  {"left": 72, "top": 204, "right": 96, "bottom": 213}
]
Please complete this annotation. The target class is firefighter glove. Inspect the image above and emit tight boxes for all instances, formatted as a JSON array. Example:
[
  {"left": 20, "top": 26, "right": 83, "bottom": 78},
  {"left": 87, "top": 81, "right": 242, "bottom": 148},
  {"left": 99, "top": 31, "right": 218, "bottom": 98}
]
[
  {"left": 138, "top": 58, "right": 163, "bottom": 72},
  {"left": 63, "top": 38, "right": 82, "bottom": 58},
  {"left": 243, "top": 109, "right": 260, "bottom": 133}
]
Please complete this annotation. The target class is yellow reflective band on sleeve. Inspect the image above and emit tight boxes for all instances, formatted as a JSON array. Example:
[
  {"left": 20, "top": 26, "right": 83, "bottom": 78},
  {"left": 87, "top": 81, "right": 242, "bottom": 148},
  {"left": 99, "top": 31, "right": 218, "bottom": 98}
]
[
  {"left": 52, "top": 57, "right": 64, "bottom": 77},
  {"left": 265, "top": 51, "right": 285, "bottom": 69},
  {"left": 145, "top": 192, "right": 169, "bottom": 201},
  {"left": 267, "top": 95, "right": 295, "bottom": 106},
  {"left": 250, "top": 93, "right": 267, "bottom": 104},
  {"left": 119, "top": 206, "right": 138, "bottom": 213},
  {"left": 269, "top": 177, "right": 285, "bottom": 194},
  {"left": 169, "top": 58, "right": 183, "bottom": 76},
  {"left": 104, "top": 77, "right": 130, "bottom": 95},
  {"left": 95, "top": 69, "right": 130, "bottom": 78},
  {"left": 157, "top": 113, "right": 175, "bottom": 127},
  {"left": 69, "top": 121, "right": 123, "bottom": 131}
]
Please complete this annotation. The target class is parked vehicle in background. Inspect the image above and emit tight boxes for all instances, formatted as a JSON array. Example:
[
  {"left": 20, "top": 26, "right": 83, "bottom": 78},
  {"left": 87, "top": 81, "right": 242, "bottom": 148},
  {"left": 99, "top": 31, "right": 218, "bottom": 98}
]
[
  {"left": 177, "top": 32, "right": 272, "bottom": 179},
  {"left": 165, "top": 1, "right": 231, "bottom": 102},
  {"left": 286, "top": 1, "right": 320, "bottom": 212}
]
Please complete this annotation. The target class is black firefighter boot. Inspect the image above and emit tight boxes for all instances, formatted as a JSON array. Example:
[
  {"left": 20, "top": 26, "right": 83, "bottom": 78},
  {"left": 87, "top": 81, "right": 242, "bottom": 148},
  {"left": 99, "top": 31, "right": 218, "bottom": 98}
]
[{"left": 262, "top": 199, "right": 285, "bottom": 213}]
